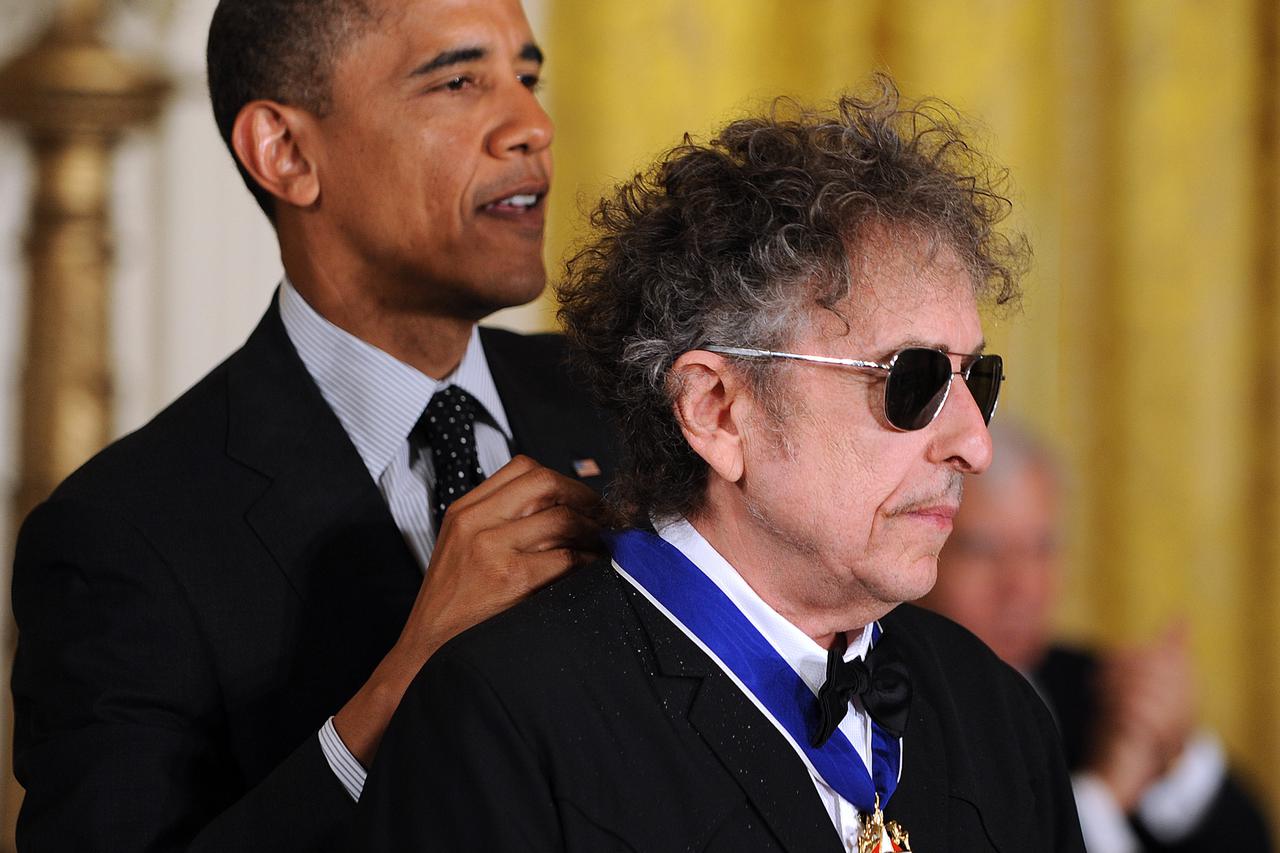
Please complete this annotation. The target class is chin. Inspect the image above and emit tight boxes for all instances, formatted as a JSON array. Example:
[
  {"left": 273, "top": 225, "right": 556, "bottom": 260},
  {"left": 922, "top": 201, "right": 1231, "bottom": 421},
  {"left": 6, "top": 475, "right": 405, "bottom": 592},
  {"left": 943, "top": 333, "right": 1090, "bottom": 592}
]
[
  {"left": 896, "top": 556, "right": 940, "bottom": 603},
  {"left": 486, "top": 267, "right": 548, "bottom": 311},
  {"left": 445, "top": 273, "right": 547, "bottom": 321}
]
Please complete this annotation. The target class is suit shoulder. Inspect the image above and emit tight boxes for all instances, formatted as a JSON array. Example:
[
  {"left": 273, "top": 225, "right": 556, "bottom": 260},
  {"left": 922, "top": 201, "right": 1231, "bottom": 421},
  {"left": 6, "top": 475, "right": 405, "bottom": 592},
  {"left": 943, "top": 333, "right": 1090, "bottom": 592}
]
[
  {"left": 50, "top": 355, "right": 239, "bottom": 505},
  {"left": 883, "top": 604, "right": 1033, "bottom": 691},
  {"left": 13, "top": 345, "right": 256, "bottom": 598},
  {"left": 883, "top": 604, "right": 998, "bottom": 658},
  {"left": 477, "top": 327, "right": 588, "bottom": 396},
  {"left": 478, "top": 326, "right": 567, "bottom": 365},
  {"left": 888, "top": 605, "right": 1060, "bottom": 738},
  {"left": 32, "top": 313, "right": 292, "bottom": 544},
  {"left": 431, "top": 561, "right": 628, "bottom": 670},
  {"left": 1037, "top": 645, "right": 1096, "bottom": 676}
]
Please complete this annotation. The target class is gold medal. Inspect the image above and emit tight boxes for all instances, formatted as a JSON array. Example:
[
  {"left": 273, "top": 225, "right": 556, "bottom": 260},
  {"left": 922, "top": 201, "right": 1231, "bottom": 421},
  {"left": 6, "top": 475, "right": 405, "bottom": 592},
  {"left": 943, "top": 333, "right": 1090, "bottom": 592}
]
[{"left": 857, "top": 795, "right": 912, "bottom": 853}]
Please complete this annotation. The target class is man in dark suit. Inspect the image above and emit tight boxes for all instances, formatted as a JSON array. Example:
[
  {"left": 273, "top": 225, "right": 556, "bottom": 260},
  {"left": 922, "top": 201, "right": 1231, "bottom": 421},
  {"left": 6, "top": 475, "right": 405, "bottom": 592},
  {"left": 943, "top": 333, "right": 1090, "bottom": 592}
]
[
  {"left": 10, "top": 0, "right": 615, "bottom": 850},
  {"left": 358, "top": 83, "right": 1086, "bottom": 852},
  {"left": 921, "top": 421, "right": 1272, "bottom": 852}
]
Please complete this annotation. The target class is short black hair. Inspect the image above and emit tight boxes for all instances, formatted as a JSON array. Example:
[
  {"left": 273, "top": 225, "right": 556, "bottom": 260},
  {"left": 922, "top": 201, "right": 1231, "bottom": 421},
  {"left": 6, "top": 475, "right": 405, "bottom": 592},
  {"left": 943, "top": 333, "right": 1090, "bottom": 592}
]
[{"left": 206, "top": 0, "right": 374, "bottom": 221}]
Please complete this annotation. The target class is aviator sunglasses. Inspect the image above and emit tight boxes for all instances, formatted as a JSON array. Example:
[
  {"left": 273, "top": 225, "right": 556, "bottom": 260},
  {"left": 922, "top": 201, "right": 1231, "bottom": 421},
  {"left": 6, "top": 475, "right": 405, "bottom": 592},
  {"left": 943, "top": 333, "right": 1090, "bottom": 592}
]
[{"left": 702, "top": 345, "right": 1004, "bottom": 432}]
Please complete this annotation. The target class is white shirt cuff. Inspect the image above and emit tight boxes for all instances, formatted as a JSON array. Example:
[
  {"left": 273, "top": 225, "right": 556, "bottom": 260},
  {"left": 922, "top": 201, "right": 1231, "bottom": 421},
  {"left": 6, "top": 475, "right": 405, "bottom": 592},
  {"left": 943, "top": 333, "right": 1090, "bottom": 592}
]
[
  {"left": 318, "top": 716, "right": 367, "bottom": 801},
  {"left": 1135, "top": 730, "right": 1227, "bottom": 843},
  {"left": 1072, "top": 772, "right": 1141, "bottom": 853}
]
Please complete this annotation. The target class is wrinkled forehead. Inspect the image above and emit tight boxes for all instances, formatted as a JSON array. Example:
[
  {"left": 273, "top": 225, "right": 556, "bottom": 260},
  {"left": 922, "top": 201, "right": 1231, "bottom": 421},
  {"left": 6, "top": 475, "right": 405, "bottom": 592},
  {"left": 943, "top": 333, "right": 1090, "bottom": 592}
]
[{"left": 802, "top": 230, "right": 983, "bottom": 354}]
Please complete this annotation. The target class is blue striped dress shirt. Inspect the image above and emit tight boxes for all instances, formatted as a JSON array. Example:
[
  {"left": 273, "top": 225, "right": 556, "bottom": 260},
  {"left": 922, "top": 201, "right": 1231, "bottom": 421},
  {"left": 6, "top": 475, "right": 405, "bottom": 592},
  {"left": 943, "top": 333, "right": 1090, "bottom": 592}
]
[{"left": 278, "top": 280, "right": 514, "bottom": 800}]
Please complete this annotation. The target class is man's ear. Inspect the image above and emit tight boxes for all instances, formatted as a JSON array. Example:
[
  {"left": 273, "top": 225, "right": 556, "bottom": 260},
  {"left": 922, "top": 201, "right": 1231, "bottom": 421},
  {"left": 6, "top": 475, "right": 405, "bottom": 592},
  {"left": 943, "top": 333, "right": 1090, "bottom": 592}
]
[
  {"left": 670, "top": 350, "right": 749, "bottom": 484},
  {"left": 230, "top": 100, "right": 320, "bottom": 210}
]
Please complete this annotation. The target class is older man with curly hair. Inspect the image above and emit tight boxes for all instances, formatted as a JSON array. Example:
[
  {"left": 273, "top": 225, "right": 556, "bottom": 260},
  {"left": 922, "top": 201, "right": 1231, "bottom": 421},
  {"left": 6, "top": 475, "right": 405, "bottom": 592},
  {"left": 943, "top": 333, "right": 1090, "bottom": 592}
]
[{"left": 358, "top": 81, "right": 1086, "bottom": 853}]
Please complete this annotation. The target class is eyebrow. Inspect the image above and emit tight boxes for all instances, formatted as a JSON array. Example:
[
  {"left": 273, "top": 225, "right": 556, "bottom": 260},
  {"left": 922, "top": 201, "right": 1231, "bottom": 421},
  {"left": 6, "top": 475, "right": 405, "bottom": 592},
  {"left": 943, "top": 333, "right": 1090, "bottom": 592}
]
[
  {"left": 408, "top": 42, "right": 544, "bottom": 78},
  {"left": 878, "top": 339, "right": 987, "bottom": 361}
]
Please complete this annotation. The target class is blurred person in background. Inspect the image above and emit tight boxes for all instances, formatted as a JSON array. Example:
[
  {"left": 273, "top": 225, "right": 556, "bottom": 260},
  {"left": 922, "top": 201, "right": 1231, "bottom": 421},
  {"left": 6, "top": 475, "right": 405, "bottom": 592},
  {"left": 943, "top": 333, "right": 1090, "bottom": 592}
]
[{"left": 921, "top": 421, "right": 1272, "bottom": 852}]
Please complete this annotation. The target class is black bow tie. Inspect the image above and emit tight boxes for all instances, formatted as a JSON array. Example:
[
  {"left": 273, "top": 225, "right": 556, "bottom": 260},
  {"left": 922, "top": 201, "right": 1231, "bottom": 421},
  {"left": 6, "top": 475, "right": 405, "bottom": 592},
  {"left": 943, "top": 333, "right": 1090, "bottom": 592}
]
[{"left": 810, "top": 630, "right": 912, "bottom": 748}]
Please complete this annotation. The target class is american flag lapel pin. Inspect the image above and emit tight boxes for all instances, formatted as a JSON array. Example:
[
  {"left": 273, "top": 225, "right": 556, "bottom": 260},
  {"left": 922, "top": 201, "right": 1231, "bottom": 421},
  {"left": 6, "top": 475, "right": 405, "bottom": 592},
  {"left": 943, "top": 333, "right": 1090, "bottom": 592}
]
[{"left": 572, "top": 458, "right": 601, "bottom": 478}]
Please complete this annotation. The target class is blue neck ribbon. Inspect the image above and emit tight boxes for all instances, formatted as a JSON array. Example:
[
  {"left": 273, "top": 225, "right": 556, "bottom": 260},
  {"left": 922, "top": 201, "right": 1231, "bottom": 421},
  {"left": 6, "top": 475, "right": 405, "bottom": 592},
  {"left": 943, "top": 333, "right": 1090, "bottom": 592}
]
[{"left": 608, "top": 528, "right": 901, "bottom": 813}]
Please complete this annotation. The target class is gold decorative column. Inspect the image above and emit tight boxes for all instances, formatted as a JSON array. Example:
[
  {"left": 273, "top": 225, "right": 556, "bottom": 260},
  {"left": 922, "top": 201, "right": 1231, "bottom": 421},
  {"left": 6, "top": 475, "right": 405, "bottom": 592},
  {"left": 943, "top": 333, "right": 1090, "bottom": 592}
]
[
  {"left": 0, "top": 0, "right": 169, "bottom": 523},
  {"left": 0, "top": 0, "right": 168, "bottom": 846}
]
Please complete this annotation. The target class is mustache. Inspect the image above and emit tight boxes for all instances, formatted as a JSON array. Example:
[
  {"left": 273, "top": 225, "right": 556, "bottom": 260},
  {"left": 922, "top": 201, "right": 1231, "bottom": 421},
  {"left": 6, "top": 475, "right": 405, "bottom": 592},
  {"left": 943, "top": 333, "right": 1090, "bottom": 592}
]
[{"left": 887, "top": 472, "right": 965, "bottom": 516}]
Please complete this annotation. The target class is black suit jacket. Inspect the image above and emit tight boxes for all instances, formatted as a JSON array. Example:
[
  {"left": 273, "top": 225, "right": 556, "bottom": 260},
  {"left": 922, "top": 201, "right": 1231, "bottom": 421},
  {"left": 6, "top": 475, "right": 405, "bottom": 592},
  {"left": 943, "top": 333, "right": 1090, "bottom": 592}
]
[
  {"left": 10, "top": 300, "right": 617, "bottom": 853},
  {"left": 1036, "top": 646, "right": 1272, "bottom": 852},
  {"left": 358, "top": 562, "right": 1086, "bottom": 852}
]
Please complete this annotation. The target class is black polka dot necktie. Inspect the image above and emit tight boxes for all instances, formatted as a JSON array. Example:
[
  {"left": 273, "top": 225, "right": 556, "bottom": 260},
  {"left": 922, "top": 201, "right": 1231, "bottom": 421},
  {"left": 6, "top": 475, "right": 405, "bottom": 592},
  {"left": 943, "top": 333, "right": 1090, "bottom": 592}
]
[{"left": 413, "top": 385, "right": 488, "bottom": 529}]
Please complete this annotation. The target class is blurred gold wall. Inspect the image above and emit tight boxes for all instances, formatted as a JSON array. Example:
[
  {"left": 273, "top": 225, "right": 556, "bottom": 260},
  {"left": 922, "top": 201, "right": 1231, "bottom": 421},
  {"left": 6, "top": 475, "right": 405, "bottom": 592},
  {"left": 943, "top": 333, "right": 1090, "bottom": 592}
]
[{"left": 540, "top": 0, "right": 1280, "bottom": 820}]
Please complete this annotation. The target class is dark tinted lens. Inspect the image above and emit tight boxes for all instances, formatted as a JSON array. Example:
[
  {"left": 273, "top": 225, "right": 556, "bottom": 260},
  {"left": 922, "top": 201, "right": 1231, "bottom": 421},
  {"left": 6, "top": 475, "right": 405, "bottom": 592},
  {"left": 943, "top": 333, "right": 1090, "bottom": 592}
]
[
  {"left": 884, "top": 348, "right": 953, "bottom": 430},
  {"left": 964, "top": 354, "right": 1003, "bottom": 424}
]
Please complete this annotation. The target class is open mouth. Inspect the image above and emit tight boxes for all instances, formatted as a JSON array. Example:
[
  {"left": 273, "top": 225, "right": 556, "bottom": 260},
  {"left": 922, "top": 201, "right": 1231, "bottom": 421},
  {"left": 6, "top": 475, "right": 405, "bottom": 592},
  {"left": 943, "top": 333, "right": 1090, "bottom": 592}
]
[{"left": 481, "top": 191, "right": 546, "bottom": 214}]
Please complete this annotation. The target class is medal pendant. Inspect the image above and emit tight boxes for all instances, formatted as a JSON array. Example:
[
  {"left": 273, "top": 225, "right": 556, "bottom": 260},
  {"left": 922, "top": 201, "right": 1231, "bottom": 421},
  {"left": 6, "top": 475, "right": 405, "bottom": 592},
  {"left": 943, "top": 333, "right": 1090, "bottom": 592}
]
[
  {"left": 885, "top": 818, "right": 911, "bottom": 851},
  {"left": 857, "top": 799, "right": 912, "bottom": 853}
]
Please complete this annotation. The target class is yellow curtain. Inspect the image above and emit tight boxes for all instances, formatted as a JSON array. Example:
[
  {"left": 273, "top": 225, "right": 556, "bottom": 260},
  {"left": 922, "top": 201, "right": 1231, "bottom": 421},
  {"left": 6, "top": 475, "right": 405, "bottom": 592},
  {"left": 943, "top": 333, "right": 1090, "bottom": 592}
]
[{"left": 541, "top": 0, "right": 1280, "bottom": 820}]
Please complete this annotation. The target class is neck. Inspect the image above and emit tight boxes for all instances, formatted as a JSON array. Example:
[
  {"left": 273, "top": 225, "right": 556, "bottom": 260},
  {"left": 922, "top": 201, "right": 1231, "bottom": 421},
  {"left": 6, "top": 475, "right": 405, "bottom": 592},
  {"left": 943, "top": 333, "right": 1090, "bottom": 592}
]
[
  {"left": 688, "top": 488, "right": 887, "bottom": 647},
  {"left": 281, "top": 230, "right": 476, "bottom": 380}
]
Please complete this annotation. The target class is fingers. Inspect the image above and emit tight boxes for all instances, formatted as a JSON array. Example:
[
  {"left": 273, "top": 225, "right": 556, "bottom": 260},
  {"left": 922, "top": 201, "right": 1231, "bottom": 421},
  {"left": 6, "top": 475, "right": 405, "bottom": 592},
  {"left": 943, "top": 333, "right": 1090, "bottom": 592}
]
[
  {"left": 517, "top": 547, "right": 598, "bottom": 586},
  {"left": 1088, "top": 729, "right": 1164, "bottom": 810},
  {"left": 1097, "top": 644, "right": 1195, "bottom": 771},
  {"left": 395, "top": 456, "right": 610, "bottom": 671},
  {"left": 1090, "top": 657, "right": 1170, "bottom": 807},
  {"left": 444, "top": 456, "right": 604, "bottom": 534},
  {"left": 501, "top": 461, "right": 603, "bottom": 515},
  {"left": 500, "top": 502, "right": 606, "bottom": 555},
  {"left": 432, "top": 458, "right": 606, "bottom": 575},
  {"left": 450, "top": 454, "right": 540, "bottom": 503}
]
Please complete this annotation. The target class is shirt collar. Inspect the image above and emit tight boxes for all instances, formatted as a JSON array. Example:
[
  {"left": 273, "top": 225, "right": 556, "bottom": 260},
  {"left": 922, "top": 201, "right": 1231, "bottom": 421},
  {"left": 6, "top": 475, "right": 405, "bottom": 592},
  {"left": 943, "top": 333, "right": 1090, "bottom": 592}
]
[
  {"left": 655, "top": 516, "right": 874, "bottom": 695},
  {"left": 278, "top": 279, "right": 512, "bottom": 481}
]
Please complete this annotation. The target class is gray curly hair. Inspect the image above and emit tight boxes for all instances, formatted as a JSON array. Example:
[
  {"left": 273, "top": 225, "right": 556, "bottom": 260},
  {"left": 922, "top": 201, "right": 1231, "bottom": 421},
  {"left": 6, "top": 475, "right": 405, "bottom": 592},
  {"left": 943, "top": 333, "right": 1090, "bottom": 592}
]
[{"left": 557, "top": 77, "right": 1030, "bottom": 525}]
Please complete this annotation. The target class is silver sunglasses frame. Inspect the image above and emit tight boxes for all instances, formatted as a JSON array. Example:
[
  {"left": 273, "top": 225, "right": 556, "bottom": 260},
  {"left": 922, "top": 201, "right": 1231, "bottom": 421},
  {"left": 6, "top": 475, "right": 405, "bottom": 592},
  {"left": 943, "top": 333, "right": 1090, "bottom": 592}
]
[{"left": 701, "top": 344, "right": 1002, "bottom": 431}]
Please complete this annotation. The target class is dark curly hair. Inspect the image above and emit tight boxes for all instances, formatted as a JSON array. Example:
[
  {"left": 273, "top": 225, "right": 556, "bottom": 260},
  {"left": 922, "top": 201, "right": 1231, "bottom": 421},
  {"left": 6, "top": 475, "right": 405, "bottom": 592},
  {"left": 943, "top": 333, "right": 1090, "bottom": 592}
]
[
  {"left": 557, "top": 77, "right": 1030, "bottom": 525},
  {"left": 207, "top": 0, "right": 374, "bottom": 222}
]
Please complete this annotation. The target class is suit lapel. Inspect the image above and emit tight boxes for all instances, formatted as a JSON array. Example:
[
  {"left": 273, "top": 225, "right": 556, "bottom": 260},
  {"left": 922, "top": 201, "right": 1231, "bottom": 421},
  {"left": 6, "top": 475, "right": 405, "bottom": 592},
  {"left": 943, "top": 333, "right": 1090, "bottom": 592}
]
[
  {"left": 882, "top": 605, "right": 1018, "bottom": 851},
  {"left": 883, "top": 686, "right": 951, "bottom": 849},
  {"left": 622, "top": 580, "right": 845, "bottom": 853},
  {"left": 225, "top": 301, "right": 421, "bottom": 624}
]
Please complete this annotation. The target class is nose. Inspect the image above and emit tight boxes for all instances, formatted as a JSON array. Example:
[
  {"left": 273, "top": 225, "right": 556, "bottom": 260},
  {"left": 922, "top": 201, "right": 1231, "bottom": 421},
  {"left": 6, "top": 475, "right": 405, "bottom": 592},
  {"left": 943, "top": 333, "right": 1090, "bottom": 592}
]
[
  {"left": 928, "top": 377, "right": 994, "bottom": 474},
  {"left": 487, "top": 80, "right": 554, "bottom": 159}
]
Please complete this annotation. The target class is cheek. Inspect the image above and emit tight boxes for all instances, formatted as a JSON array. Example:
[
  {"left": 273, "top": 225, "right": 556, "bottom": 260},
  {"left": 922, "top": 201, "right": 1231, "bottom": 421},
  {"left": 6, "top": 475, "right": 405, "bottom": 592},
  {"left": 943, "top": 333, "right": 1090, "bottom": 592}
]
[
  {"left": 826, "top": 427, "right": 891, "bottom": 492},
  {"left": 843, "top": 459, "right": 913, "bottom": 537},
  {"left": 810, "top": 453, "right": 893, "bottom": 552},
  {"left": 418, "top": 122, "right": 479, "bottom": 181},
  {"left": 366, "top": 121, "right": 457, "bottom": 199}
]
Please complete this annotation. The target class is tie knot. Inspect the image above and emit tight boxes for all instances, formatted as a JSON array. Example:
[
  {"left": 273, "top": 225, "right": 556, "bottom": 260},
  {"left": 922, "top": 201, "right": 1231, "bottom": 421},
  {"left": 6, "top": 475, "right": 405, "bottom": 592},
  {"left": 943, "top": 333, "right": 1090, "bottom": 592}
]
[
  {"left": 810, "top": 632, "right": 912, "bottom": 748},
  {"left": 413, "top": 385, "right": 490, "bottom": 528},
  {"left": 826, "top": 656, "right": 872, "bottom": 697},
  {"left": 415, "top": 385, "right": 483, "bottom": 446}
]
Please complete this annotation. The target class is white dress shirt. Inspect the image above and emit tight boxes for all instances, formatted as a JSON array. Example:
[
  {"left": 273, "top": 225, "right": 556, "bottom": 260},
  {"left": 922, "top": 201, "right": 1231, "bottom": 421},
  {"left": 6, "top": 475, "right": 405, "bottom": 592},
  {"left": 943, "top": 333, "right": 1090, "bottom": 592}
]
[
  {"left": 278, "top": 280, "right": 514, "bottom": 800},
  {"left": 1070, "top": 732, "right": 1228, "bottom": 853},
  {"left": 656, "top": 517, "right": 885, "bottom": 853}
]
